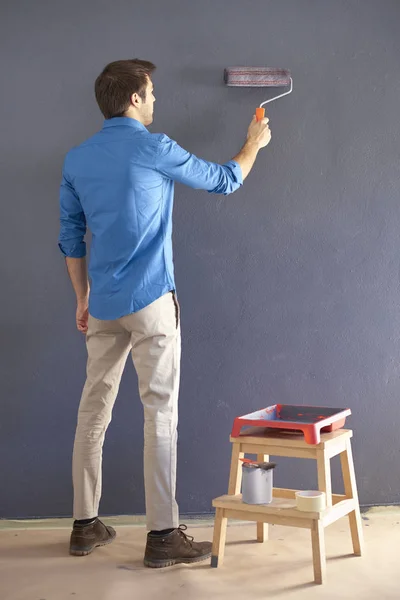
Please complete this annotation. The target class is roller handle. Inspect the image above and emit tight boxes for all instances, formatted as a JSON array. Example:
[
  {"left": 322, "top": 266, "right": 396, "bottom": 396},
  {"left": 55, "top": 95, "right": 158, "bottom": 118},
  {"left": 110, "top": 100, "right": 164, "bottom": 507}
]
[{"left": 256, "top": 107, "right": 265, "bottom": 122}]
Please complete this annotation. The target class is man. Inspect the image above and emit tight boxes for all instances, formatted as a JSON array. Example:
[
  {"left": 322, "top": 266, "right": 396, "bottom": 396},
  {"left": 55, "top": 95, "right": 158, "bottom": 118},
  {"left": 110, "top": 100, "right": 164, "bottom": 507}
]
[{"left": 59, "top": 59, "right": 271, "bottom": 568}]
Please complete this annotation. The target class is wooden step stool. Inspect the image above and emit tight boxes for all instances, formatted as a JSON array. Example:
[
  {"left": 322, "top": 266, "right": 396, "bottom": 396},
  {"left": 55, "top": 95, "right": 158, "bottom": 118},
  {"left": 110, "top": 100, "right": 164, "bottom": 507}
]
[{"left": 211, "top": 429, "right": 364, "bottom": 584}]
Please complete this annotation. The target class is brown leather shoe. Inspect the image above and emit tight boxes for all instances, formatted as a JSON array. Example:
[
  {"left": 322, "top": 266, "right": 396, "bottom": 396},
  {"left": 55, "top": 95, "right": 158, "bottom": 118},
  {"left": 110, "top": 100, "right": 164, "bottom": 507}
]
[
  {"left": 144, "top": 524, "right": 212, "bottom": 568},
  {"left": 69, "top": 518, "right": 116, "bottom": 556}
]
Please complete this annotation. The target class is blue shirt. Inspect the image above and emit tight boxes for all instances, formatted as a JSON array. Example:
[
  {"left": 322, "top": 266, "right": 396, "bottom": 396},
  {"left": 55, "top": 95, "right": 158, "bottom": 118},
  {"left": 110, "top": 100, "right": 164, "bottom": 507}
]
[{"left": 58, "top": 117, "right": 243, "bottom": 320}]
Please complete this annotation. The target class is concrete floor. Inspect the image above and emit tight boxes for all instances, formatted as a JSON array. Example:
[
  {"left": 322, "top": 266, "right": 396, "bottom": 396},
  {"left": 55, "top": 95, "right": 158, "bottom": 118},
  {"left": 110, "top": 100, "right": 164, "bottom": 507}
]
[{"left": 0, "top": 508, "right": 398, "bottom": 600}]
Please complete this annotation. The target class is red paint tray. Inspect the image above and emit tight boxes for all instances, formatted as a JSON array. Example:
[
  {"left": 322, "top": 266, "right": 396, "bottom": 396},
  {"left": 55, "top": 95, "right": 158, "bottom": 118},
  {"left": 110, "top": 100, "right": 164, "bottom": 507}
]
[{"left": 231, "top": 404, "right": 351, "bottom": 444}]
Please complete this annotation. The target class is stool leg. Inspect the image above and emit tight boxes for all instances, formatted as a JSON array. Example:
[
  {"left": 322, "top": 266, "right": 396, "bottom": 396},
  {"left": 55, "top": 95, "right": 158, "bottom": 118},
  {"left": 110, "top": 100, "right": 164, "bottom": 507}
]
[
  {"left": 316, "top": 450, "right": 332, "bottom": 508},
  {"left": 340, "top": 439, "right": 364, "bottom": 556},
  {"left": 256, "top": 453, "right": 269, "bottom": 543},
  {"left": 211, "top": 508, "right": 228, "bottom": 568},
  {"left": 311, "top": 521, "right": 326, "bottom": 584},
  {"left": 228, "top": 443, "right": 244, "bottom": 495}
]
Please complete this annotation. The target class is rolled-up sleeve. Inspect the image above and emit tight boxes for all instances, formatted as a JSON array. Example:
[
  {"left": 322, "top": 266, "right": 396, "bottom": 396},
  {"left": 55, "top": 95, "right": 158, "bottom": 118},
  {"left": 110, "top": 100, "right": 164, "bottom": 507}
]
[
  {"left": 154, "top": 134, "right": 243, "bottom": 195},
  {"left": 58, "top": 167, "right": 87, "bottom": 258}
]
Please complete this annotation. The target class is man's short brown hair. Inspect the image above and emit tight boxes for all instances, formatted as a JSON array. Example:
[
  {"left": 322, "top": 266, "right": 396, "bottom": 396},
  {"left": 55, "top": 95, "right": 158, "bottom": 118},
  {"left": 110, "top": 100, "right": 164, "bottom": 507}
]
[{"left": 95, "top": 59, "right": 156, "bottom": 120}]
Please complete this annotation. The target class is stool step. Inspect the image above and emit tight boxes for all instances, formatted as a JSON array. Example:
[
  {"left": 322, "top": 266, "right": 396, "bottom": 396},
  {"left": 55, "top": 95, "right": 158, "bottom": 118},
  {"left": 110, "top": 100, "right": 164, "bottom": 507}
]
[
  {"left": 213, "top": 493, "right": 321, "bottom": 520},
  {"left": 212, "top": 493, "right": 356, "bottom": 528}
]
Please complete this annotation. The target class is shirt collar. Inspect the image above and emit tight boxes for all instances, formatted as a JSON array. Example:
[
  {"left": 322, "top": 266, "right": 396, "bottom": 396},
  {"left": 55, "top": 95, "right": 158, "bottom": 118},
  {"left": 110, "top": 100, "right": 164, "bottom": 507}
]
[{"left": 103, "top": 117, "right": 147, "bottom": 130}]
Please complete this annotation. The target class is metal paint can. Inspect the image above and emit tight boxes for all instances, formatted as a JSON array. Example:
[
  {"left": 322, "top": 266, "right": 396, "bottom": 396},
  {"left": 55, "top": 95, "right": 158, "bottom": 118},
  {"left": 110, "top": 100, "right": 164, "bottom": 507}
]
[{"left": 241, "top": 462, "right": 274, "bottom": 505}]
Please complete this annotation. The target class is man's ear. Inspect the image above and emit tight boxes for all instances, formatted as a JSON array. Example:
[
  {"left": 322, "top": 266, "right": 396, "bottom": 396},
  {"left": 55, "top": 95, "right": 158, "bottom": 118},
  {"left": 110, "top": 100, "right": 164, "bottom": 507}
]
[{"left": 130, "top": 92, "right": 141, "bottom": 108}]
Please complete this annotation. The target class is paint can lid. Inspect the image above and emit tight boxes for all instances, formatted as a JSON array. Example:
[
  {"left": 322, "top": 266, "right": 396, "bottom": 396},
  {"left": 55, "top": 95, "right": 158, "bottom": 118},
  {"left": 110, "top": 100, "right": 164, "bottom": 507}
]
[{"left": 242, "top": 461, "right": 276, "bottom": 471}]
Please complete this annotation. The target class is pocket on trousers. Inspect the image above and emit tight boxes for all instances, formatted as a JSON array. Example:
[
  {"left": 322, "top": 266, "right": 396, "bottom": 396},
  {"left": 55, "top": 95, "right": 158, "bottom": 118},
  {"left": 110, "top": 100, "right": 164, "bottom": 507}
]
[{"left": 171, "top": 291, "right": 180, "bottom": 329}]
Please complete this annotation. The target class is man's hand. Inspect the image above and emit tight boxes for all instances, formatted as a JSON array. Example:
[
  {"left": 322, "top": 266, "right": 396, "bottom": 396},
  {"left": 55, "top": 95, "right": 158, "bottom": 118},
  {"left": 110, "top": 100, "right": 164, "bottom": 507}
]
[
  {"left": 247, "top": 115, "right": 271, "bottom": 148},
  {"left": 76, "top": 299, "right": 89, "bottom": 334},
  {"left": 232, "top": 115, "right": 272, "bottom": 180},
  {"left": 65, "top": 257, "right": 90, "bottom": 333}
]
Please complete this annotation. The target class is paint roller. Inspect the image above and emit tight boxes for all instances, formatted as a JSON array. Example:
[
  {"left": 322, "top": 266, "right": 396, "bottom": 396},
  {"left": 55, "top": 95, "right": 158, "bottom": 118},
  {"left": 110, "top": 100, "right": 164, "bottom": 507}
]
[{"left": 224, "top": 67, "right": 293, "bottom": 120}]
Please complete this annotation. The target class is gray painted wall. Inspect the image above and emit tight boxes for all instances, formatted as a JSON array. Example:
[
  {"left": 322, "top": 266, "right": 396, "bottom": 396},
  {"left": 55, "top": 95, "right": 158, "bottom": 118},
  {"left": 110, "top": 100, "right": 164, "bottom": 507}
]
[{"left": 1, "top": 0, "right": 400, "bottom": 518}]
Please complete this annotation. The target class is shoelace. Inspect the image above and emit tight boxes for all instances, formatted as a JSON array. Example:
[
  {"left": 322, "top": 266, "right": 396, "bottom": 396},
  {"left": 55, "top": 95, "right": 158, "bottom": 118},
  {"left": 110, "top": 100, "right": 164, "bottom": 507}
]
[{"left": 176, "top": 524, "right": 194, "bottom": 546}]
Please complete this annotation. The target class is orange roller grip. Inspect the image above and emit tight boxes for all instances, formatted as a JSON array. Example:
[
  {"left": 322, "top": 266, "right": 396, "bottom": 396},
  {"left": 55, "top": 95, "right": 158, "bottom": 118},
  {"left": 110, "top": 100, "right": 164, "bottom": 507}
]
[{"left": 256, "top": 107, "right": 265, "bottom": 121}]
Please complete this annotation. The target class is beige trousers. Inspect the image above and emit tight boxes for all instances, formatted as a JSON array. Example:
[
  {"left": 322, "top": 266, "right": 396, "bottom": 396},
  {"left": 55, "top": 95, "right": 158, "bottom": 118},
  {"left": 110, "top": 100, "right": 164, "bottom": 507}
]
[{"left": 72, "top": 292, "right": 181, "bottom": 531}]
